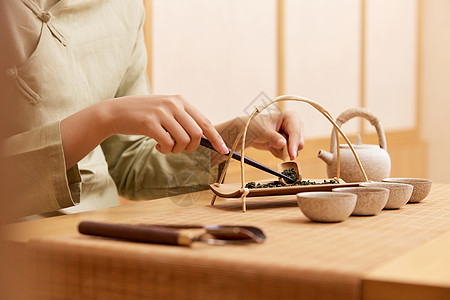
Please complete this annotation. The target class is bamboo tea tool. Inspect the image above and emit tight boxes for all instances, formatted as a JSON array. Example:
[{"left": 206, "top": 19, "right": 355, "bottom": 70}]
[
  {"left": 277, "top": 133, "right": 302, "bottom": 184},
  {"left": 209, "top": 95, "right": 370, "bottom": 212},
  {"left": 200, "top": 137, "right": 295, "bottom": 184},
  {"left": 79, "top": 221, "right": 266, "bottom": 246}
]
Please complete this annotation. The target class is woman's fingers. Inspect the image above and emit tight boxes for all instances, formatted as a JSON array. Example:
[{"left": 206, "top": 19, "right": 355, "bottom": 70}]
[
  {"left": 147, "top": 95, "right": 227, "bottom": 154},
  {"left": 246, "top": 111, "right": 304, "bottom": 160},
  {"left": 160, "top": 95, "right": 227, "bottom": 154},
  {"left": 173, "top": 112, "right": 203, "bottom": 153},
  {"left": 184, "top": 100, "right": 228, "bottom": 154},
  {"left": 266, "top": 145, "right": 285, "bottom": 160},
  {"left": 160, "top": 121, "right": 190, "bottom": 154},
  {"left": 162, "top": 113, "right": 204, "bottom": 154},
  {"left": 281, "top": 111, "right": 304, "bottom": 159},
  {"left": 151, "top": 126, "right": 176, "bottom": 154},
  {"left": 263, "top": 130, "right": 286, "bottom": 150},
  {"left": 287, "top": 131, "right": 304, "bottom": 159}
]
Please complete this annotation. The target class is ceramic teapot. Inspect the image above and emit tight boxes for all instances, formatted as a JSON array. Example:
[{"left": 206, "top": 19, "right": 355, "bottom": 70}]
[{"left": 318, "top": 108, "right": 391, "bottom": 182}]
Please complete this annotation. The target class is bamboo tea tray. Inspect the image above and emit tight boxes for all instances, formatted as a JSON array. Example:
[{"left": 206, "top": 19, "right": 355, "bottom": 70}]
[{"left": 210, "top": 179, "right": 360, "bottom": 198}]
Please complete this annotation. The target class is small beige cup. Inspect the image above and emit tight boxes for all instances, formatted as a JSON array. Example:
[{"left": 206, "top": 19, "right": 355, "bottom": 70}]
[
  {"left": 382, "top": 178, "right": 432, "bottom": 203},
  {"left": 360, "top": 182, "right": 413, "bottom": 209},
  {"left": 296, "top": 192, "right": 356, "bottom": 222},
  {"left": 332, "top": 187, "right": 389, "bottom": 216}
]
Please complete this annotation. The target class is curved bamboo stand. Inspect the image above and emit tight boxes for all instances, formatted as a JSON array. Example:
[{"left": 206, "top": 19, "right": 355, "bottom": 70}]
[{"left": 211, "top": 95, "right": 369, "bottom": 212}]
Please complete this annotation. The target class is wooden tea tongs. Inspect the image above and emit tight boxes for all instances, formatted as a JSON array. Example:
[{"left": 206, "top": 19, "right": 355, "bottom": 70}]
[{"left": 200, "top": 137, "right": 295, "bottom": 184}]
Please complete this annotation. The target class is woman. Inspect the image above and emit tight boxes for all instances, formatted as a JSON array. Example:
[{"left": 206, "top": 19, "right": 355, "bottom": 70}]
[{"left": 3, "top": 0, "right": 304, "bottom": 217}]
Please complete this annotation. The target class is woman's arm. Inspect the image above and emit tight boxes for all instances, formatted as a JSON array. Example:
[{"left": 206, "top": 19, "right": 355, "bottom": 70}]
[
  {"left": 60, "top": 94, "right": 229, "bottom": 169},
  {"left": 61, "top": 93, "right": 305, "bottom": 171}
]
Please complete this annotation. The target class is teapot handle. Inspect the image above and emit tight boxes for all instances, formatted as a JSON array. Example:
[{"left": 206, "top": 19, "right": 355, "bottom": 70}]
[{"left": 330, "top": 107, "right": 387, "bottom": 152}]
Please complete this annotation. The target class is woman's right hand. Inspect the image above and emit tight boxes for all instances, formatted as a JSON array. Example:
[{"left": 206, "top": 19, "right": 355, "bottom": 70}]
[
  {"left": 106, "top": 94, "right": 229, "bottom": 155},
  {"left": 61, "top": 94, "right": 228, "bottom": 169}
]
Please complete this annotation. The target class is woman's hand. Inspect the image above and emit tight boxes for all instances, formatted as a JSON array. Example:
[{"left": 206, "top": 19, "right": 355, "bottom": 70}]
[
  {"left": 106, "top": 95, "right": 228, "bottom": 154},
  {"left": 215, "top": 111, "right": 304, "bottom": 161},
  {"left": 61, "top": 94, "right": 228, "bottom": 169},
  {"left": 61, "top": 93, "right": 303, "bottom": 170},
  {"left": 249, "top": 111, "right": 304, "bottom": 160}
]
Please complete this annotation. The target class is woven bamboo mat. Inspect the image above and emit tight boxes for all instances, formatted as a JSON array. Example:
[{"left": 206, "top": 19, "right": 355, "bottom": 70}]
[{"left": 26, "top": 185, "right": 450, "bottom": 300}]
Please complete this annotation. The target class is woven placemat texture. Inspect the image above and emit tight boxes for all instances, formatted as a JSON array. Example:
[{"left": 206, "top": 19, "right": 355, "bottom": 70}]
[{"left": 26, "top": 185, "right": 450, "bottom": 300}]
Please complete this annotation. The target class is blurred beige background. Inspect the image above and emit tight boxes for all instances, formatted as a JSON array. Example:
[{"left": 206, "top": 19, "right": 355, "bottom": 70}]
[
  {"left": 143, "top": 0, "right": 450, "bottom": 183},
  {"left": 421, "top": 0, "right": 450, "bottom": 184}
]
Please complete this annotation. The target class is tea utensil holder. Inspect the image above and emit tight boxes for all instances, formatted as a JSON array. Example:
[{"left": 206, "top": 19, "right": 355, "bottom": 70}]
[{"left": 211, "top": 95, "right": 369, "bottom": 212}]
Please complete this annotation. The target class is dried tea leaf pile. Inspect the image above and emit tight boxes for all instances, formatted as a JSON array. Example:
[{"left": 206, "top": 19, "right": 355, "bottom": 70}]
[
  {"left": 245, "top": 168, "right": 338, "bottom": 189},
  {"left": 281, "top": 168, "right": 299, "bottom": 182}
]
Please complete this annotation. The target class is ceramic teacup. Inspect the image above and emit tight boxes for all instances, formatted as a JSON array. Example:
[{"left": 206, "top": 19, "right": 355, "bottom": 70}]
[
  {"left": 382, "top": 178, "right": 432, "bottom": 203},
  {"left": 296, "top": 192, "right": 356, "bottom": 222},
  {"left": 359, "top": 182, "right": 413, "bottom": 209},
  {"left": 332, "top": 187, "right": 389, "bottom": 216}
]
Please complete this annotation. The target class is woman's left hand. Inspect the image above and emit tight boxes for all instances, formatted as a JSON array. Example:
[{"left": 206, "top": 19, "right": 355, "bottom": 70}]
[
  {"left": 246, "top": 111, "right": 304, "bottom": 160},
  {"left": 215, "top": 111, "right": 304, "bottom": 160}
]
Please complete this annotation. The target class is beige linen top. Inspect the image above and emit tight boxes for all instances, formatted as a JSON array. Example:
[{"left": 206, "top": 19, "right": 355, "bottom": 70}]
[{"left": 3, "top": 0, "right": 217, "bottom": 217}]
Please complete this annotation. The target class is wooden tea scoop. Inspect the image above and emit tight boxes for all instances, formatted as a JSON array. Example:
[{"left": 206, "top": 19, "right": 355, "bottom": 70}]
[
  {"left": 277, "top": 134, "right": 302, "bottom": 184},
  {"left": 200, "top": 137, "right": 295, "bottom": 184}
]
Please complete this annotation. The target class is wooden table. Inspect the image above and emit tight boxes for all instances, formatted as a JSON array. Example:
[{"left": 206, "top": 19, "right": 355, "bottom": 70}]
[{"left": 5, "top": 184, "right": 450, "bottom": 300}]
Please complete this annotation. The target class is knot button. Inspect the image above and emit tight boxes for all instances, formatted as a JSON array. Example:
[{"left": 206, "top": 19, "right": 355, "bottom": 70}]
[
  {"left": 6, "top": 66, "right": 18, "bottom": 79},
  {"left": 38, "top": 11, "right": 52, "bottom": 22}
]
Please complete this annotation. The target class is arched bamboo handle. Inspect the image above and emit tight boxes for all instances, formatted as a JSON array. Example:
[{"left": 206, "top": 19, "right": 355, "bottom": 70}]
[
  {"left": 330, "top": 107, "right": 387, "bottom": 151},
  {"left": 238, "top": 95, "right": 369, "bottom": 187}
]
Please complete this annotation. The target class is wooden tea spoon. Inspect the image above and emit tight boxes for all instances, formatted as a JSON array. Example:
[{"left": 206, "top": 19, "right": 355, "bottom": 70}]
[{"left": 277, "top": 135, "right": 302, "bottom": 184}]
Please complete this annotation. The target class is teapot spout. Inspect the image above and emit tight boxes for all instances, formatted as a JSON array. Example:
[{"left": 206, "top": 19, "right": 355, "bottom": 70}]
[{"left": 318, "top": 150, "right": 334, "bottom": 165}]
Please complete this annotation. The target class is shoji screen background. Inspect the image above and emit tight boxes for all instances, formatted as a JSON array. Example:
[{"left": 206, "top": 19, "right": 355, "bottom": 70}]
[
  {"left": 143, "top": 0, "right": 450, "bottom": 183},
  {"left": 151, "top": 0, "right": 277, "bottom": 124},
  {"left": 284, "top": 0, "right": 360, "bottom": 138}
]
